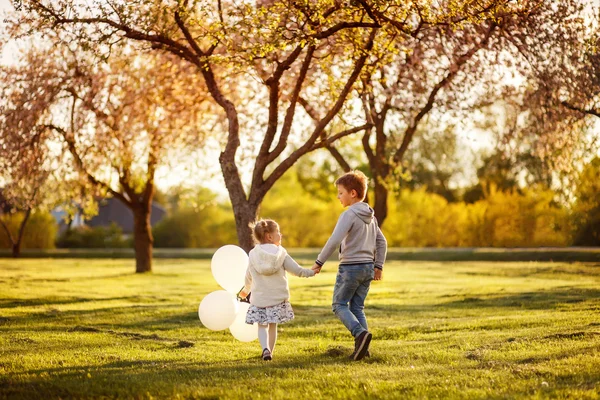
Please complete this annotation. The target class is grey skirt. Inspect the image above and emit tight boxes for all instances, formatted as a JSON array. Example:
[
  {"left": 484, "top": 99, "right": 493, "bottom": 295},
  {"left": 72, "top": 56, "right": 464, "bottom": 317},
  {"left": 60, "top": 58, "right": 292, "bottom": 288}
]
[{"left": 245, "top": 301, "right": 294, "bottom": 324}]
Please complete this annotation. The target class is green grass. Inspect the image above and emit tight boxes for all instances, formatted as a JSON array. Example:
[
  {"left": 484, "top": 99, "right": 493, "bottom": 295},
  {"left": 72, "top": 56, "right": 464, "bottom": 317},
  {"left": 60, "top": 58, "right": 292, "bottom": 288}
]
[
  {"left": 1, "top": 258, "right": 599, "bottom": 399},
  {"left": 2, "top": 247, "right": 600, "bottom": 262}
]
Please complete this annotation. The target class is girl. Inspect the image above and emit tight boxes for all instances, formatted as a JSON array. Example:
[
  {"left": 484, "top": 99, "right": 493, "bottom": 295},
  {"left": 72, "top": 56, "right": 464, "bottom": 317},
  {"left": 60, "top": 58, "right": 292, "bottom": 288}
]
[{"left": 239, "top": 219, "right": 315, "bottom": 361}]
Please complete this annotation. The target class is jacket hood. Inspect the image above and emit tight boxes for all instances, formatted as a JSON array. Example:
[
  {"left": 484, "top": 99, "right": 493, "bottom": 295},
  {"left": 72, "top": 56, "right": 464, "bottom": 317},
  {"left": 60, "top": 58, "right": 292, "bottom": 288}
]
[
  {"left": 349, "top": 202, "right": 375, "bottom": 224},
  {"left": 248, "top": 244, "right": 288, "bottom": 276}
]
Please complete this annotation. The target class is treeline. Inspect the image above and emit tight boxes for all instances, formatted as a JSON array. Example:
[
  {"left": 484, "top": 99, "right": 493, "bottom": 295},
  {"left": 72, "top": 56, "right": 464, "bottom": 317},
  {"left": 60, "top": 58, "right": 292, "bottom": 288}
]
[{"left": 4, "top": 161, "right": 599, "bottom": 249}]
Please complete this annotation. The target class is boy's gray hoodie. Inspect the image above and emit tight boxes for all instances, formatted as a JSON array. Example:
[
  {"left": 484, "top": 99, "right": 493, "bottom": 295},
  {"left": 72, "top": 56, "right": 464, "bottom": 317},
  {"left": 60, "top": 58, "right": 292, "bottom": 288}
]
[{"left": 316, "top": 202, "right": 387, "bottom": 269}]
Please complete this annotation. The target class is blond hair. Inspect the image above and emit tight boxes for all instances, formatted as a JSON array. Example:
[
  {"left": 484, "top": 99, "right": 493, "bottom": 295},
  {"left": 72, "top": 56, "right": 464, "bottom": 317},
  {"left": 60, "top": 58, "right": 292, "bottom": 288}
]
[
  {"left": 335, "top": 170, "right": 368, "bottom": 200},
  {"left": 249, "top": 219, "right": 279, "bottom": 244}
]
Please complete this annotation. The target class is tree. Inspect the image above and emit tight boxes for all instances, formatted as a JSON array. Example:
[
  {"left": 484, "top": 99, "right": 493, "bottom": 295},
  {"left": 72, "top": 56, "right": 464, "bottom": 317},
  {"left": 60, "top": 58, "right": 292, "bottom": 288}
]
[
  {"left": 11, "top": 0, "right": 519, "bottom": 250},
  {"left": 0, "top": 129, "right": 50, "bottom": 257},
  {"left": 8, "top": 0, "right": 378, "bottom": 250},
  {"left": 1, "top": 45, "right": 211, "bottom": 272},
  {"left": 495, "top": 1, "right": 595, "bottom": 180},
  {"left": 572, "top": 157, "right": 600, "bottom": 246},
  {"left": 0, "top": 59, "right": 78, "bottom": 257},
  {"left": 300, "top": 1, "right": 541, "bottom": 226},
  {"left": 398, "top": 124, "right": 463, "bottom": 203}
]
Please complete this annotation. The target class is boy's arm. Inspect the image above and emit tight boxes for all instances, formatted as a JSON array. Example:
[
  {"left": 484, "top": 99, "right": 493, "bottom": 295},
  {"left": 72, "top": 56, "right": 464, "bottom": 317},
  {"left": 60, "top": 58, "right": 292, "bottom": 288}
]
[
  {"left": 314, "top": 212, "right": 352, "bottom": 269},
  {"left": 374, "top": 223, "right": 388, "bottom": 271},
  {"left": 283, "top": 255, "right": 315, "bottom": 277}
]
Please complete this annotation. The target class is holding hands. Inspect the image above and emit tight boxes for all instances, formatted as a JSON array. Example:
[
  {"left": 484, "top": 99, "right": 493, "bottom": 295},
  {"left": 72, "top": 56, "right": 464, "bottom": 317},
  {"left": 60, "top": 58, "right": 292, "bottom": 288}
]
[
  {"left": 311, "top": 263, "right": 322, "bottom": 275},
  {"left": 311, "top": 263, "right": 382, "bottom": 281}
]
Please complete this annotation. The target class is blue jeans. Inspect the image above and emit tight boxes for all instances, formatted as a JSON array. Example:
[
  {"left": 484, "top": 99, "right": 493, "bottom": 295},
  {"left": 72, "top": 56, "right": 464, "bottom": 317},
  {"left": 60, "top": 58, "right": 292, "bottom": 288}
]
[{"left": 332, "top": 263, "right": 374, "bottom": 338}]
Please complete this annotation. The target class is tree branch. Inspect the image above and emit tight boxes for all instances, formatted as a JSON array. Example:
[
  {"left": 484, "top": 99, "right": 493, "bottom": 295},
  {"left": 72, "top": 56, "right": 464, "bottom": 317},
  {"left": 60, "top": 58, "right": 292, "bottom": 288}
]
[
  {"left": 561, "top": 101, "right": 600, "bottom": 118},
  {"left": 44, "top": 124, "right": 132, "bottom": 207},
  {"left": 255, "top": 46, "right": 307, "bottom": 178},
  {"left": 0, "top": 217, "right": 15, "bottom": 246},
  {"left": 394, "top": 23, "right": 497, "bottom": 164},
  {"left": 15, "top": 207, "right": 33, "bottom": 249},
  {"left": 34, "top": 2, "right": 200, "bottom": 64},
  {"left": 314, "top": 22, "right": 380, "bottom": 39},
  {"left": 298, "top": 96, "right": 320, "bottom": 121},
  {"left": 174, "top": 10, "right": 206, "bottom": 59},
  {"left": 267, "top": 46, "right": 316, "bottom": 163},
  {"left": 362, "top": 129, "right": 376, "bottom": 167},
  {"left": 311, "top": 123, "right": 373, "bottom": 150},
  {"left": 258, "top": 29, "right": 378, "bottom": 196}
]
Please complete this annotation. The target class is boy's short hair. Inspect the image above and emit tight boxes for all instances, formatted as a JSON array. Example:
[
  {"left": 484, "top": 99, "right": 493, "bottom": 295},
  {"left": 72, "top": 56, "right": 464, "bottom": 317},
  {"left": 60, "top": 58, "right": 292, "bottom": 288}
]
[
  {"left": 249, "top": 219, "right": 279, "bottom": 244},
  {"left": 335, "top": 170, "right": 368, "bottom": 201}
]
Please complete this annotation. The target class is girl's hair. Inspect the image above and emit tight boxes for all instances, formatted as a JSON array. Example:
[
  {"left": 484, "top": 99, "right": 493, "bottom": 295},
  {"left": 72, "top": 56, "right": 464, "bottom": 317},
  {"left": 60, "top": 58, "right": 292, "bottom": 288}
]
[{"left": 249, "top": 219, "right": 279, "bottom": 244}]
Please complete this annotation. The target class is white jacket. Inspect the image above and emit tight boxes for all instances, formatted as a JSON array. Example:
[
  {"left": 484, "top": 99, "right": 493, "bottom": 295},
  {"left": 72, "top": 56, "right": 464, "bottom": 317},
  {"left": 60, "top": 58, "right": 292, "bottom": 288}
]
[{"left": 243, "top": 244, "right": 315, "bottom": 308}]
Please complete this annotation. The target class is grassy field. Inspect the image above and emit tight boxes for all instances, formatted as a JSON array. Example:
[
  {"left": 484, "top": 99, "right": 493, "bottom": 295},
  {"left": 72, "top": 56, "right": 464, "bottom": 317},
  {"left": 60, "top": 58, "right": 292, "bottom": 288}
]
[
  {"left": 2, "top": 247, "right": 600, "bottom": 262},
  {"left": 0, "top": 258, "right": 599, "bottom": 399}
]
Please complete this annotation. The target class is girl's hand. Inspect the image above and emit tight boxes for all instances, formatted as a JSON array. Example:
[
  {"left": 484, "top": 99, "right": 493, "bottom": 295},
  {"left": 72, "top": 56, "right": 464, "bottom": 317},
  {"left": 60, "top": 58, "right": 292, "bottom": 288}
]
[{"left": 239, "top": 290, "right": 248, "bottom": 298}]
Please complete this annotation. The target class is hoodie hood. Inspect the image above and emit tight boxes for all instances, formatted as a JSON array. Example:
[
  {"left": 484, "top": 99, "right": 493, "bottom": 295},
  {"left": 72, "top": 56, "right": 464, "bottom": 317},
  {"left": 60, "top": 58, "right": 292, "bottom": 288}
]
[
  {"left": 248, "top": 244, "right": 288, "bottom": 276},
  {"left": 349, "top": 202, "right": 375, "bottom": 224}
]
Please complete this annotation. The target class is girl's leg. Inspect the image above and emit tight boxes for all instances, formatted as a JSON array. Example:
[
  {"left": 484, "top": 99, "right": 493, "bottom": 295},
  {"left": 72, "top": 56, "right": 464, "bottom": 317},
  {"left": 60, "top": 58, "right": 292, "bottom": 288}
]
[
  {"left": 258, "top": 323, "right": 269, "bottom": 351},
  {"left": 268, "top": 323, "right": 278, "bottom": 353}
]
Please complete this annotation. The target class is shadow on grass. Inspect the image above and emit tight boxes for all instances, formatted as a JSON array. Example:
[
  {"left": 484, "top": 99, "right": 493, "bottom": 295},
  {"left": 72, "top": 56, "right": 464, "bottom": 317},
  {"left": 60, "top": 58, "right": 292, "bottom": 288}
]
[
  {"left": 0, "top": 348, "right": 364, "bottom": 399},
  {"left": 366, "top": 287, "right": 600, "bottom": 315},
  {"left": 515, "top": 344, "right": 600, "bottom": 365},
  {"left": 439, "top": 287, "right": 600, "bottom": 310},
  {"left": 462, "top": 264, "right": 600, "bottom": 278},
  {"left": 0, "top": 296, "right": 146, "bottom": 309}
]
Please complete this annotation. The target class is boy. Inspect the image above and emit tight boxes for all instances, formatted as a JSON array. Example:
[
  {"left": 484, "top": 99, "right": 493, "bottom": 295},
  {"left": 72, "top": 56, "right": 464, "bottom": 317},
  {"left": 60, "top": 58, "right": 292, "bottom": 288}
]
[{"left": 312, "top": 170, "right": 387, "bottom": 361}]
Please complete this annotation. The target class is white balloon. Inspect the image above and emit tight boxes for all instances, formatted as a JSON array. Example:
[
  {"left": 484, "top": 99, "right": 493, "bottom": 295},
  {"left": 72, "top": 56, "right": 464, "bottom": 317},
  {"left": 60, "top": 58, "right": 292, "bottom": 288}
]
[
  {"left": 229, "top": 302, "right": 258, "bottom": 342},
  {"left": 198, "top": 291, "right": 238, "bottom": 331},
  {"left": 211, "top": 245, "right": 249, "bottom": 293}
]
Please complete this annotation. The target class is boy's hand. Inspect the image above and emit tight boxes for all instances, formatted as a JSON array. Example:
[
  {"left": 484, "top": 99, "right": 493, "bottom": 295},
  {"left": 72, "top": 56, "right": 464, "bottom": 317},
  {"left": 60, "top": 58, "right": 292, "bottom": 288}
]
[
  {"left": 374, "top": 269, "right": 383, "bottom": 281},
  {"left": 239, "top": 290, "right": 248, "bottom": 298},
  {"left": 311, "top": 263, "right": 322, "bottom": 274}
]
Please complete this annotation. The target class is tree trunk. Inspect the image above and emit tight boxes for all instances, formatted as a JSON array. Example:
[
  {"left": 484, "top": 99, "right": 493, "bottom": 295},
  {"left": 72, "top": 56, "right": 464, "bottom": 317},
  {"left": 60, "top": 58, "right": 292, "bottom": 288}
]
[
  {"left": 132, "top": 207, "right": 153, "bottom": 273},
  {"left": 11, "top": 208, "right": 32, "bottom": 258},
  {"left": 373, "top": 176, "right": 388, "bottom": 227},
  {"left": 231, "top": 200, "right": 259, "bottom": 252},
  {"left": 11, "top": 242, "right": 21, "bottom": 258}
]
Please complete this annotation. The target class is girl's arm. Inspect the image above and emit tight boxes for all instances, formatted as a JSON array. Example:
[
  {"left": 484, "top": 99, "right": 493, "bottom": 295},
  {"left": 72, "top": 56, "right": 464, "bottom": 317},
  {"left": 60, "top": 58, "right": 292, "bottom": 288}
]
[
  {"left": 282, "top": 255, "right": 315, "bottom": 277},
  {"left": 240, "top": 267, "right": 252, "bottom": 297}
]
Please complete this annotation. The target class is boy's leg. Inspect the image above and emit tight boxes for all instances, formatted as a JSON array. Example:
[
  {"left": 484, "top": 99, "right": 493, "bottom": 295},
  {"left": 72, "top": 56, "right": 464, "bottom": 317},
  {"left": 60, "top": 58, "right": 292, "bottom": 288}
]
[
  {"left": 349, "top": 265, "right": 374, "bottom": 331},
  {"left": 332, "top": 265, "right": 367, "bottom": 338},
  {"left": 268, "top": 323, "right": 277, "bottom": 353}
]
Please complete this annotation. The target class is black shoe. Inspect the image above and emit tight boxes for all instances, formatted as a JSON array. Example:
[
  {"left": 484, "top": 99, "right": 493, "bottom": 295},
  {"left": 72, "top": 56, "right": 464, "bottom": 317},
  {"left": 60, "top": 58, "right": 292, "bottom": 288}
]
[
  {"left": 349, "top": 349, "right": 371, "bottom": 359},
  {"left": 262, "top": 348, "right": 272, "bottom": 361},
  {"left": 352, "top": 331, "right": 372, "bottom": 361}
]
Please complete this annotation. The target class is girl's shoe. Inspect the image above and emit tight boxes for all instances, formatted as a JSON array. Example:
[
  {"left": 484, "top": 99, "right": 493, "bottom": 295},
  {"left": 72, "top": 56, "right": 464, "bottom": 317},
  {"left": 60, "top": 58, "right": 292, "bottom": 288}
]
[{"left": 262, "top": 348, "right": 272, "bottom": 361}]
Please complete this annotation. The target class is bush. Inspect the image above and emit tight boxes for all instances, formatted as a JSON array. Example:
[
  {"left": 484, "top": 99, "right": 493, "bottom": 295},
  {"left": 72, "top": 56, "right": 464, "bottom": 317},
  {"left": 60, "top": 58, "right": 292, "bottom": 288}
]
[
  {"left": 56, "top": 223, "right": 130, "bottom": 248},
  {"left": 382, "top": 186, "right": 570, "bottom": 247},
  {"left": 260, "top": 171, "right": 339, "bottom": 247},
  {"left": 153, "top": 205, "right": 237, "bottom": 248},
  {"left": 383, "top": 188, "right": 474, "bottom": 247},
  {"left": 571, "top": 157, "right": 600, "bottom": 245},
  {"left": 0, "top": 211, "right": 58, "bottom": 249}
]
